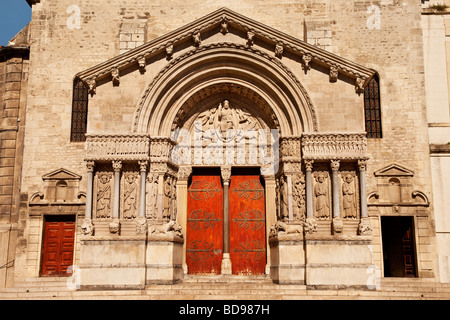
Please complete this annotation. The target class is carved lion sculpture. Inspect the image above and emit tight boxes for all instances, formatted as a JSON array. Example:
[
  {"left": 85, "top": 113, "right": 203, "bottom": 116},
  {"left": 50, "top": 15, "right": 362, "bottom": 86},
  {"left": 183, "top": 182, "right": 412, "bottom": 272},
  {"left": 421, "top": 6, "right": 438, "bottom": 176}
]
[
  {"left": 270, "top": 221, "right": 302, "bottom": 236},
  {"left": 150, "top": 221, "right": 183, "bottom": 237}
]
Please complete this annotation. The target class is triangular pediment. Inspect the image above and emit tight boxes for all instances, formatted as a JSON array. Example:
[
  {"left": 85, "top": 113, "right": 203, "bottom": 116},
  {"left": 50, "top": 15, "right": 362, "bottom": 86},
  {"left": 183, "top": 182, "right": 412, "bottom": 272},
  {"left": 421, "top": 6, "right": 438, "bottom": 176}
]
[
  {"left": 75, "top": 7, "right": 376, "bottom": 94},
  {"left": 42, "top": 168, "right": 82, "bottom": 181},
  {"left": 374, "top": 163, "right": 414, "bottom": 177}
]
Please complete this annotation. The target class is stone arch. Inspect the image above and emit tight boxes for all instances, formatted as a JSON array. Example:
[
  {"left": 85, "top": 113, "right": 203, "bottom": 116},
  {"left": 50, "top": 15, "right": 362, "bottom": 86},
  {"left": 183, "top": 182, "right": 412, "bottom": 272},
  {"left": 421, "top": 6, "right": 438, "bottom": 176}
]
[{"left": 133, "top": 43, "right": 318, "bottom": 136}]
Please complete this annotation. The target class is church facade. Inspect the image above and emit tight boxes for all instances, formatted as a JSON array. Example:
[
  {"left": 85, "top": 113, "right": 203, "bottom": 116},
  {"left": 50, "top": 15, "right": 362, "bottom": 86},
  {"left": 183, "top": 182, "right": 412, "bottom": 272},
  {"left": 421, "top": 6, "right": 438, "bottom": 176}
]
[{"left": 0, "top": 0, "right": 448, "bottom": 291}]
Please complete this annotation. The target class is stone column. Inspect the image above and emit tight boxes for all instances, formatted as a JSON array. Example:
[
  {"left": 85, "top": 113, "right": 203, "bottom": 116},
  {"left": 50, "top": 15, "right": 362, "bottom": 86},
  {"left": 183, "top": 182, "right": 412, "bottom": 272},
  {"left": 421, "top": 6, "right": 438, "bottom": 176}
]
[
  {"left": 264, "top": 175, "right": 276, "bottom": 274},
  {"left": 177, "top": 166, "right": 192, "bottom": 274},
  {"left": 110, "top": 160, "right": 122, "bottom": 234},
  {"left": 81, "top": 161, "right": 95, "bottom": 235},
  {"left": 358, "top": 160, "right": 372, "bottom": 235},
  {"left": 138, "top": 161, "right": 148, "bottom": 218},
  {"left": 330, "top": 160, "right": 343, "bottom": 234},
  {"left": 135, "top": 161, "right": 148, "bottom": 236},
  {"left": 304, "top": 160, "right": 317, "bottom": 234},
  {"left": 221, "top": 165, "right": 232, "bottom": 274}
]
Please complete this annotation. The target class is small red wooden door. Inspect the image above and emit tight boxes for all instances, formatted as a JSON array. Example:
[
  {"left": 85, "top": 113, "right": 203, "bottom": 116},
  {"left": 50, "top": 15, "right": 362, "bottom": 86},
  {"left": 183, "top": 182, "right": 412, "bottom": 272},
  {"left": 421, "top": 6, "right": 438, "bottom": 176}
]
[
  {"left": 41, "top": 217, "right": 75, "bottom": 276},
  {"left": 186, "top": 174, "right": 223, "bottom": 274},
  {"left": 229, "top": 175, "right": 266, "bottom": 275}
]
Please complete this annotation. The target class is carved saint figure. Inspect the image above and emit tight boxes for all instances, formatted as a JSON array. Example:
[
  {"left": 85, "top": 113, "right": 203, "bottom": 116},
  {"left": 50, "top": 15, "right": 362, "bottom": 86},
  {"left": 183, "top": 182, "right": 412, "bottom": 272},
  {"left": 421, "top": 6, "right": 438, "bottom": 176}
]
[
  {"left": 123, "top": 173, "right": 137, "bottom": 219},
  {"left": 96, "top": 174, "right": 111, "bottom": 218},
  {"left": 314, "top": 173, "right": 329, "bottom": 219},
  {"left": 342, "top": 173, "right": 357, "bottom": 219},
  {"left": 163, "top": 176, "right": 172, "bottom": 221},
  {"left": 146, "top": 173, "right": 159, "bottom": 220}
]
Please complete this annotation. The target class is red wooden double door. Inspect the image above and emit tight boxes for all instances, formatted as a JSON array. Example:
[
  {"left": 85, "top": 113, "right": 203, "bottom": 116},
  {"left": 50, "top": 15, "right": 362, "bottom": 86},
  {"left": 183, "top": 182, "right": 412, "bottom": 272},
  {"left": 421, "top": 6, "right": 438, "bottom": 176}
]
[
  {"left": 41, "top": 216, "right": 76, "bottom": 276},
  {"left": 186, "top": 171, "right": 266, "bottom": 275}
]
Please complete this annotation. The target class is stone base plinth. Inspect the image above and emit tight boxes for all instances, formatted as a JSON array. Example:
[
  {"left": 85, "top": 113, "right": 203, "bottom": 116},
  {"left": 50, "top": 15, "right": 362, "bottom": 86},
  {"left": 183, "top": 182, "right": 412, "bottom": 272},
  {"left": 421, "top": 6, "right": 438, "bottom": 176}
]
[
  {"left": 305, "top": 236, "right": 373, "bottom": 289},
  {"left": 269, "top": 234, "right": 305, "bottom": 284},
  {"left": 146, "top": 234, "right": 184, "bottom": 284},
  {"left": 78, "top": 236, "right": 146, "bottom": 290}
]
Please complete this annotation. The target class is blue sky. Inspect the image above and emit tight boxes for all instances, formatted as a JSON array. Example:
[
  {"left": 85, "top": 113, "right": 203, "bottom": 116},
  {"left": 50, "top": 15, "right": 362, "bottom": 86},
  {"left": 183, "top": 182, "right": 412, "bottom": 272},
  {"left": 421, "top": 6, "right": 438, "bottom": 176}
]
[{"left": 0, "top": 0, "right": 32, "bottom": 46}]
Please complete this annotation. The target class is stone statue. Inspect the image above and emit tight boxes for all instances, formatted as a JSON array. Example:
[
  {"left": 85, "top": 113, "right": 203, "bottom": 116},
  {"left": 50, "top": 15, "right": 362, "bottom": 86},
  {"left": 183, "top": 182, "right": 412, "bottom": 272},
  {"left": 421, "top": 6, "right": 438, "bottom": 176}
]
[
  {"left": 314, "top": 173, "right": 329, "bottom": 219},
  {"left": 342, "top": 173, "right": 357, "bottom": 219},
  {"left": 96, "top": 173, "right": 111, "bottom": 218},
  {"left": 123, "top": 173, "right": 137, "bottom": 219}
]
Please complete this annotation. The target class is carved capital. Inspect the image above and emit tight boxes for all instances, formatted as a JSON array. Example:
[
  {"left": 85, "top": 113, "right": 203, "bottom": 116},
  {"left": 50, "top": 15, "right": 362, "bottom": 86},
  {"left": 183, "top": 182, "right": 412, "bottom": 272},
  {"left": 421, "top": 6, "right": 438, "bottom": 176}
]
[
  {"left": 304, "top": 159, "right": 314, "bottom": 171},
  {"left": 330, "top": 160, "right": 340, "bottom": 171},
  {"left": 221, "top": 165, "right": 232, "bottom": 183},
  {"left": 178, "top": 166, "right": 192, "bottom": 181},
  {"left": 358, "top": 159, "right": 368, "bottom": 171},
  {"left": 138, "top": 161, "right": 148, "bottom": 172},
  {"left": 86, "top": 160, "right": 95, "bottom": 172},
  {"left": 112, "top": 160, "right": 122, "bottom": 172}
]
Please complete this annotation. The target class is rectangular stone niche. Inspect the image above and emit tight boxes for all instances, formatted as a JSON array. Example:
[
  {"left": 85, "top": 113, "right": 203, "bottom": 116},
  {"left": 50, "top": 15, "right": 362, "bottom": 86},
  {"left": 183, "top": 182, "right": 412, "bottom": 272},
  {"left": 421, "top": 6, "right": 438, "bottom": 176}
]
[{"left": 78, "top": 236, "right": 146, "bottom": 290}]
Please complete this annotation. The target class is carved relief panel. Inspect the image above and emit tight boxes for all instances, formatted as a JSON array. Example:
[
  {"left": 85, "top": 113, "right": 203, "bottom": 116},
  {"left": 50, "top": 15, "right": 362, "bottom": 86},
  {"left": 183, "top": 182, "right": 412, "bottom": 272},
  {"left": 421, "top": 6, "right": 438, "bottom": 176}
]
[
  {"left": 93, "top": 168, "right": 113, "bottom": 219},
  {"left": 312, "top": 165, "right": 331, "bottom": 220},
  {"left": 120, "top": 164, "right": 140, "bottom": 220},
  {"left": 339, "top": 166, "right": 360, "bottom": 220}
]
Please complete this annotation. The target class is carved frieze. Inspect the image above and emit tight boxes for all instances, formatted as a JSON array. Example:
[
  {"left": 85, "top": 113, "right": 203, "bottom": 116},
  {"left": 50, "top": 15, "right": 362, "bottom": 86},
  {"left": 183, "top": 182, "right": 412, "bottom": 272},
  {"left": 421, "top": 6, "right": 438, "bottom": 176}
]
[
  {"left": 85, "top": 134, "right": 150, "bottom": 161},
  {"left": 301, "top": 133, "right": 368, "bottom": 160}
]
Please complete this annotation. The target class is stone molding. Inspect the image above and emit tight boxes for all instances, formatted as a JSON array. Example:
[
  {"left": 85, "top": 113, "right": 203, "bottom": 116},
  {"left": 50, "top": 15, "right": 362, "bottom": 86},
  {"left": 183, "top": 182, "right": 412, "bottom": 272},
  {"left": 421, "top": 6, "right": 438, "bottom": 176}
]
[{"left": 74, "top": 8, "right": 375, "bottom": 92}]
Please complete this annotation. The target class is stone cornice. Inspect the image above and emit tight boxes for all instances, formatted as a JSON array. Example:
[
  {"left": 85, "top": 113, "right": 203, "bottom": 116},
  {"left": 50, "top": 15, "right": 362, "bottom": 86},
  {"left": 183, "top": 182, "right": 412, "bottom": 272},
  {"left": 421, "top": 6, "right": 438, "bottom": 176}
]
[
  {"left": 26, "top": 0, "right": 40, "bottom": 7},
  {"left": 74, "top": 7, "right": 376, "bottom": 93}
]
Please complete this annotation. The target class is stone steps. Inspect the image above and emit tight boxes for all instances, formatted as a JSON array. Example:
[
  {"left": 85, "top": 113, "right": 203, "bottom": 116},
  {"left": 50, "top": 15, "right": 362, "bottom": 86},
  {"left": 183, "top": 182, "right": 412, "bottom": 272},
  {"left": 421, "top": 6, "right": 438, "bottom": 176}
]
[{"left": 1, "top": 276, "right": 450, "bottom": 300}]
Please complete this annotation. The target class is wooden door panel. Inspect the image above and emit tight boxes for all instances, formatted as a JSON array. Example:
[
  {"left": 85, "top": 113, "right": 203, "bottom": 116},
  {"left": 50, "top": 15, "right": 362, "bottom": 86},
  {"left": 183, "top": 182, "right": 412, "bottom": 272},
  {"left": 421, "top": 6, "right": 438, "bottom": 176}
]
[
  {"left": 186, "top": 175, "right": 223, "bottom": 274},
  {"left": 41, "top": 218, "right": 75, "bottom": 276},
  {"left": 229, "top": 175, "right": 266, "bottom": 275}
]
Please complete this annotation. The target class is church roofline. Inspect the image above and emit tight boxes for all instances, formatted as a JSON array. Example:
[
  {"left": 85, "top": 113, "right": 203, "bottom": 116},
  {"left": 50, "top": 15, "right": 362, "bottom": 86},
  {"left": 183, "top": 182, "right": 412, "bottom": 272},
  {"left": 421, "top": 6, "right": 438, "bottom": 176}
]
[{"left": 75, "top": 7, "right": 376, "bottom": 93}]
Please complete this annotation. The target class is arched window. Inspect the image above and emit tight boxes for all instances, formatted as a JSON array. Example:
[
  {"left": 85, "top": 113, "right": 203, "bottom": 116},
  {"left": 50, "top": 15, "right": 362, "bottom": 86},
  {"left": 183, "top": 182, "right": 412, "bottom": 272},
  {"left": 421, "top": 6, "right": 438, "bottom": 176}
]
[
  {"left": 70, "top": 78, "right": 89, "bottom": 142},
  {"left": 364, "top": 74, "right": 382, "bottom": 138}
]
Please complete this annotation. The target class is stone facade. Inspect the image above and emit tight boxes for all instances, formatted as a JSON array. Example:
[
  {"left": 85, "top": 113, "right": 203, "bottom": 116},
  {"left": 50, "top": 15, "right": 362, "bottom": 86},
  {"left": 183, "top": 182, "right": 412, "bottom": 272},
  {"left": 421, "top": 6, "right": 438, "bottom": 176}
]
[{"left": 0, "top": 0, "right": 447, "bottom": 292}]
